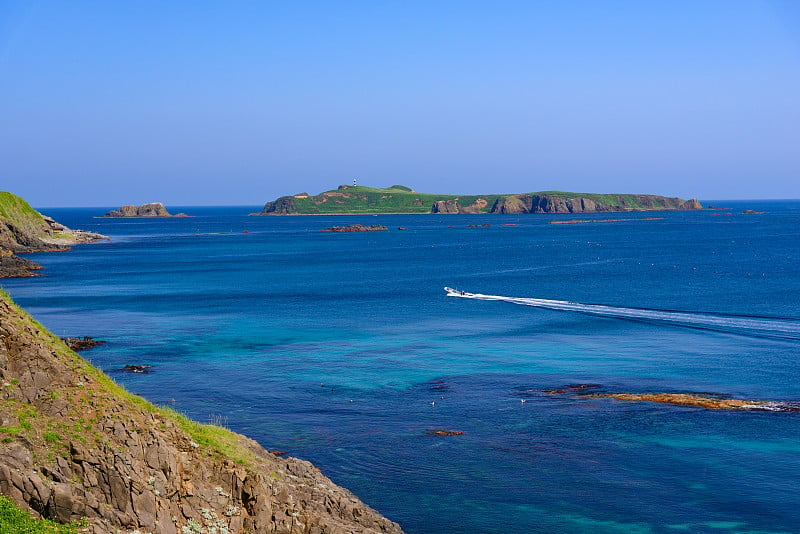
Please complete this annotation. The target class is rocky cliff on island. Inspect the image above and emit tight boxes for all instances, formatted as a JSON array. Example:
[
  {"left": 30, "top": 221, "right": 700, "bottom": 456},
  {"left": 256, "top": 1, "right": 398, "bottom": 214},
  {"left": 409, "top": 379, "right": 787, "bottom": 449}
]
[
  {"left": 0, "top": 192, "right": 107, "bottom": 278},
  {"left": 255, "top": 185, "right": 702, "bottom": 216},
  {"left": 489, "top": 194, "right": 702, "bottom": 214},
  {"left": 0, "top": 291, "right": 403, "bottom": 534},
  {"left": 101, "top": 203, "right": 188, "bottom": 218}
]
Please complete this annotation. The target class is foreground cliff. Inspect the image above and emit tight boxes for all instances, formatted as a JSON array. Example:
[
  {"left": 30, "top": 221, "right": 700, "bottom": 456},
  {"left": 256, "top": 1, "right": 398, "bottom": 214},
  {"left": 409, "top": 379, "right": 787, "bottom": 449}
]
[
  {"left": 255, "top": 185, "right": 702, "bottom": 215},
  {"left": 0, "top": 192, "right": 107, "bottom": 278},
  {"left": 0, "top": 292, "right": 402, "bottom": 533}
]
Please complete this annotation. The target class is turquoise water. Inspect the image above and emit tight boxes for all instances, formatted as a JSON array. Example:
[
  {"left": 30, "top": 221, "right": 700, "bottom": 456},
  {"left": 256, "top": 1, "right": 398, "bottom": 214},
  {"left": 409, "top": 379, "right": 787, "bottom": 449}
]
[{"left": 4, "top": 202, "right": 800, "bottom": 533}]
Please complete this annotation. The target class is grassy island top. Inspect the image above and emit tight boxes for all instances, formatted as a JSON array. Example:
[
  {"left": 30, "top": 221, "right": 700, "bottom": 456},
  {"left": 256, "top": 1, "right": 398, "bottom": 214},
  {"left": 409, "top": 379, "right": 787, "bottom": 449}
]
[{"left": 258, "top": 184, "right": 701, "bottom": 215}]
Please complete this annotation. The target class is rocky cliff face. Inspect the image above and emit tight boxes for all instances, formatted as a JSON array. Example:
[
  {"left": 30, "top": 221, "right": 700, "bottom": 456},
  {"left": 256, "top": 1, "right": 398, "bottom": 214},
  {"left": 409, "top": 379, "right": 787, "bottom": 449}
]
[
  {"left": 0, "top": 250, "right": 43, "bottom": 279},
  {"left": 430, "top": 199, "right": 489, "bottom": 214},
  {"left": 490, "top": 194, "right": 701, "bottom": 214},
  {"left": 103, "top": 203, "right": 187, "bottom": 218},
  {"left": 0, "top": 294, "right": 403, "bottom": 534},
  {"left": 491, "top": 195, "right": 610, "bottom": 214},
  {"left": 679, "top": 198, "right": 703, "bottom": 210},
  {"left": 259, "top": 197, "right": 298, "bottom": 216}
]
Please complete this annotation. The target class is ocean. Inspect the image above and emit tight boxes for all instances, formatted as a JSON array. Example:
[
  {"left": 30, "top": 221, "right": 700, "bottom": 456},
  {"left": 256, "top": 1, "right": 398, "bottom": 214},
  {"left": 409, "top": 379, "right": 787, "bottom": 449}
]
[{"left": 4, "top": 201, "right": 800, "bottom": 533}]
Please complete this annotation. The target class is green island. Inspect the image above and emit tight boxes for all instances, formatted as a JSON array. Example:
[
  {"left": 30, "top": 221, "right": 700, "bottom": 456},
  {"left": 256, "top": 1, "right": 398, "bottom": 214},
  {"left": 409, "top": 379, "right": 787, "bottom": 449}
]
[{"left": 254, "top": 184, "right": 702, "bottom": 215}]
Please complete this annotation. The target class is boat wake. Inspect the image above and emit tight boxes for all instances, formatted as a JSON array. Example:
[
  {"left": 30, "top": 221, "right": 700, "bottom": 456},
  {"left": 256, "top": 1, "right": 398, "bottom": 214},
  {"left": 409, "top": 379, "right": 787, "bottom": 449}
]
[{"left": 444, "top": 287, "right": 800, "bottom": 341}]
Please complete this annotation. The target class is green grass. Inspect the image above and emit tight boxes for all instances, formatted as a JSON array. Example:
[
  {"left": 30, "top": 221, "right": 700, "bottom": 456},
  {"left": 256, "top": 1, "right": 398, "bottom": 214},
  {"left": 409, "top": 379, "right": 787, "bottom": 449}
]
[
  {"left": 0, "top": 497, "right": 84, "bottom": 534},
  {"left": 42, "top": 431, "right": 61, "bottom": 444},
  {"left": 161, "top": 407, "right": 255, "bottom": 465},
  {"left": 0, "top": 192, "right": 48, "bottom": 229}
]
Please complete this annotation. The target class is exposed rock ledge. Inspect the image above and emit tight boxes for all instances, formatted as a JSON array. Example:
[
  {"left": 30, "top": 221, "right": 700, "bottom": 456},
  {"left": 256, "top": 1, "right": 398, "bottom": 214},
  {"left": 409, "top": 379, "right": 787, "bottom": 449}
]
[
  {"left": 0, "top": 293, "right": 403, "bottom": 534},
  {"left": 586, "top": 393, "right": 800, "bottom": 412},
  {"left": 39, "top": 216, "right": 109, "bottom": 246},
  {"left": 321, "top": 224, "right": 389, "bottom": 232},
  {"left": 544, "top": 386, "right": 800, "bottom": 412},
  {"left": 101, "top": 203, "right": 189, "bottom": 218}
]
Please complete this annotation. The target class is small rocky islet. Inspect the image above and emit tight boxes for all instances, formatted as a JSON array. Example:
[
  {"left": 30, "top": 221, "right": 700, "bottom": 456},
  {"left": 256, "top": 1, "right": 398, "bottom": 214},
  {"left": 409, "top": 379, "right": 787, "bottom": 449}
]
[
  {"left": 100, "top": 202, "right": 189, "bottom": 218},
  {"left": 543, "top": 385, "right": 800, "bottom": 412},
  {"left": 320, "top": 224, "right": 389, "bottom": 232}
]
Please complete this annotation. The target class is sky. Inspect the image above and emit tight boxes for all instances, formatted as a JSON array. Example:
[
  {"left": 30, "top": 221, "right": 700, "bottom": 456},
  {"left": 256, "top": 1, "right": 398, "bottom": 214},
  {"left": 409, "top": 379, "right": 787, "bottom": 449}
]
[{"left": 1, "top": 1, "right": 799, "bottom": 206}]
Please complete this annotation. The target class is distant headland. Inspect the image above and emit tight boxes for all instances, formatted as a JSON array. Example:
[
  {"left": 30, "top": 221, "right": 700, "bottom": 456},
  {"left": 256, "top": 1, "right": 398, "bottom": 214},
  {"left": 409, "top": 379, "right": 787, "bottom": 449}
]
[
  {"left": 99, "top": 202, "right": 189, "bottom": 218},
  {"left": 0, "top": 191, "right": 108, "bottom": 278},
  {"left": 253, "top": 184, "right": 702, "bottom": 216}
]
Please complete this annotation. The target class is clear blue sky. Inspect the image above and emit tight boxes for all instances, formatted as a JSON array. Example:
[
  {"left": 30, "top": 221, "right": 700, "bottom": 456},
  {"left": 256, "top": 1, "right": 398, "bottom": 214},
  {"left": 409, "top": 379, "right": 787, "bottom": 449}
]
[{"left": 2, "top": 1, "right": 799, "bottom": 206}]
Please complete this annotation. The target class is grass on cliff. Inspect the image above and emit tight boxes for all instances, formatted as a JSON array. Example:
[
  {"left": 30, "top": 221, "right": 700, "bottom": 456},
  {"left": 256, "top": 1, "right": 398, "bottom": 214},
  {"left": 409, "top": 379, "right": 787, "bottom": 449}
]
[
  {"left": 0, "top": 192, "right": 48, "bottom": 230},
  {"left": 0, "top": 497, "right": 84, "bottom": 533},
  {"left": 0, "top": 289, "right": 258, "bottom": 467}
]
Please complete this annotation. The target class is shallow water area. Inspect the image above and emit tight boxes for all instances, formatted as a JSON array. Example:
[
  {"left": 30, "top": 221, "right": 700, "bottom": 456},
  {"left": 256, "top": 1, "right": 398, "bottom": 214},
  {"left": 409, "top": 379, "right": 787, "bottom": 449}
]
[{"left": 4, "top": 201, "right": 800, "bottom": 533}]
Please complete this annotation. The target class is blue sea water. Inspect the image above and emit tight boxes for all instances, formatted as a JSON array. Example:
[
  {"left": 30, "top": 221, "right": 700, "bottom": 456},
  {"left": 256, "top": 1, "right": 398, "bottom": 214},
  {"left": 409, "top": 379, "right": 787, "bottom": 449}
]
[{"left": 3, "top": 201, "right": 800, "bottom": 533}]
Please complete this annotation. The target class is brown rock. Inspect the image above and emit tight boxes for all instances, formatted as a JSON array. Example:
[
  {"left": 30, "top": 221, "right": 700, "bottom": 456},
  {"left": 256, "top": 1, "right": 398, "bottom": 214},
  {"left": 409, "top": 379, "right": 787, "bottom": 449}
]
[
  {"left": 426, "top": 430, "right": 464, "bottom": 436},
  {"left": 60, "top": 337, "right": 105, "bottom": 351},
  {"left": 586, "top": 392, "right": 790, "bottom": 411},
  {"left": 321, "top": 224, "right": 389, "bottom": 232}
]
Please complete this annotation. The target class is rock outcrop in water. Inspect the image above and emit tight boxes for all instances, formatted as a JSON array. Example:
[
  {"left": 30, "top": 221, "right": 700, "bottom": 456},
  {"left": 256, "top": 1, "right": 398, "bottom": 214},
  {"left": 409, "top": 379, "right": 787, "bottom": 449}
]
[
  {"left": 321, "top": 224, "right": 389, "bottom": 232},
  {"left": 0, "top": 292, "right": 403, "bottom": 533},
  {"left": 544, "top": 386, "right": 800, "bottom": 412},
  {"left": 586, "top": 393, "right": 800, "bottom": 411},
  {"left": 255, "top": 185, "right": 703, "bottom": 216},
  {"left": 101, "top": 203, "right": 188, "bottom": 218}
]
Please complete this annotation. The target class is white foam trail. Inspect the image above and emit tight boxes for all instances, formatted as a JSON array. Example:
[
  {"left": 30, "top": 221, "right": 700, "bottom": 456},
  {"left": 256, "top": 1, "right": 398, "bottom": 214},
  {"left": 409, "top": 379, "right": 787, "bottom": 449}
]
[{"left": 445, "top": 288, "right": 800, "bottom": 340}]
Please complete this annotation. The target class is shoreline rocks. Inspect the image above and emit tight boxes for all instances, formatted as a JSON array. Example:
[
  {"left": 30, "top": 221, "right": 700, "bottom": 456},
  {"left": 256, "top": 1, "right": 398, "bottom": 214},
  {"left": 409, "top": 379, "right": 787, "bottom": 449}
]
[{"left": 0, "top": 251, "right": 44, "bottom": 278}]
